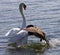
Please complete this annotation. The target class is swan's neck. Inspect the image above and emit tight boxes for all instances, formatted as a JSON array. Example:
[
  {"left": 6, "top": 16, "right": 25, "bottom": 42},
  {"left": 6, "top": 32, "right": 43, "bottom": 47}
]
[{"left": 20, "top": 7, "right": 26, "bottom": 30}]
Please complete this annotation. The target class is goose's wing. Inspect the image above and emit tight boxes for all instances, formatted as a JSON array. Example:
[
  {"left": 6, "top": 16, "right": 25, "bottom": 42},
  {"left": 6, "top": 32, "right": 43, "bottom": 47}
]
[
  {"left": 9, "top": 30, "right": 28, "bottom": 45},
  {"left": 5, "top": 28, "right": 20, "bottom": 37},
  {"left": 24, "top": 27, "right": 45, "bottom": 37}
]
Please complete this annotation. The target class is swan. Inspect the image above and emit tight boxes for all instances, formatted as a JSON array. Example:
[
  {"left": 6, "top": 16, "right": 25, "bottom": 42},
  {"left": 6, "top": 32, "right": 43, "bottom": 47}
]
[
  {"left": 5, "top": 3, "right": 29, "bottom": 46},
  {"left": 5, "top": 3, "right": 26, "bottom": 37}
]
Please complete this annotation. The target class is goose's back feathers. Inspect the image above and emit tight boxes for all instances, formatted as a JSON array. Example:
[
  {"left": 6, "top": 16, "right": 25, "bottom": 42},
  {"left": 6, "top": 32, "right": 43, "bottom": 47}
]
[{"left": 24, "top": 27, "right": 45, "bottom": 37}]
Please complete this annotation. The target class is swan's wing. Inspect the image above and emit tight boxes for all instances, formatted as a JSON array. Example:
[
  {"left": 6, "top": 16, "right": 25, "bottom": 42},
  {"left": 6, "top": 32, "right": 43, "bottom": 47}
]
[
  {"left": 9, "top": 30, "right": 28, "bottom": 45},
  {"left": 5, "top": 28, "right": 20, "bottom": 37}
]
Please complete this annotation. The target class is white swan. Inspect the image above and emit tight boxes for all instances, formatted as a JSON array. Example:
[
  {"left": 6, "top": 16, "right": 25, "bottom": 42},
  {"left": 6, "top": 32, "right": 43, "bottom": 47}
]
[
  {"left": 5, "top": 3, "right": 26, "bottom": 37},
  {"left": 5, "top": 3, "right": 29, "bottom": 46}
]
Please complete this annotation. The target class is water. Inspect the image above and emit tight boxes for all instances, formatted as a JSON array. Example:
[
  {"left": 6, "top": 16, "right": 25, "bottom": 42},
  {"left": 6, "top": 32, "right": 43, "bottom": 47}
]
[{"left": 0, "top": 0, "right": 60, "bottom": 55}]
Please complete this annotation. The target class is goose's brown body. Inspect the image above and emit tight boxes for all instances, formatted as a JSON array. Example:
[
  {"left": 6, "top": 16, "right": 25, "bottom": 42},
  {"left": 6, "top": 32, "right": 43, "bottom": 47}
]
[{"left": 24, "top": 27, "right": 49, "bottom": 45}]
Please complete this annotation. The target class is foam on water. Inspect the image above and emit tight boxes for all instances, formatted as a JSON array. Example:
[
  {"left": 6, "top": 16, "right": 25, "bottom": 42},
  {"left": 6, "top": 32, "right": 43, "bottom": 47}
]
[
  {"left": 29, "top": 38, "right": 60, "bottom": 48},
  {"left": 41, "top": 38, "right": 60, "bottom": 48},
  {"left": 49, "top": 38, "right": 60, "bottom": 47}
]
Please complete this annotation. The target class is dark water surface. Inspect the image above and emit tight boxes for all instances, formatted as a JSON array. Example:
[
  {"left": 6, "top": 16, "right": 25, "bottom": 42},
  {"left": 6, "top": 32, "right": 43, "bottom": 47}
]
[{"left": 0, "top": 0, "right": 60, "bottom": 55}]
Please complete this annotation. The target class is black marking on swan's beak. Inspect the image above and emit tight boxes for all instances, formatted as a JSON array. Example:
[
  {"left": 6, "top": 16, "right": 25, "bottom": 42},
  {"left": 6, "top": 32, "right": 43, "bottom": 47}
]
[{"left": 24, "top": 4, "right": 26, "bottom": 10}]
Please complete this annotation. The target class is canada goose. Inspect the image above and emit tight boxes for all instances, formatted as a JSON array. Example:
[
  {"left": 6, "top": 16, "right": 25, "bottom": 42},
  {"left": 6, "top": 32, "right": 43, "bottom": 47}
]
[{"left": 25, "top": 25, "right": 49, "bottom": 45}]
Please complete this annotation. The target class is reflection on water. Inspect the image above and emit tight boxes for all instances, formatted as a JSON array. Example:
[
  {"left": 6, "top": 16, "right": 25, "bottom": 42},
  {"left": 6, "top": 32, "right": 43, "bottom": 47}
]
[{"left": 5, "top": 48, "right": 43, "bottom": 55}]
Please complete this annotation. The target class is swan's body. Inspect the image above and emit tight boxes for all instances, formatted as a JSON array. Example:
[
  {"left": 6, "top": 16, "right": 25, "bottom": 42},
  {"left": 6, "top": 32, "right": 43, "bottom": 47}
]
[{"left": 5, "top": 3, "right": 28, "bottom": 46}]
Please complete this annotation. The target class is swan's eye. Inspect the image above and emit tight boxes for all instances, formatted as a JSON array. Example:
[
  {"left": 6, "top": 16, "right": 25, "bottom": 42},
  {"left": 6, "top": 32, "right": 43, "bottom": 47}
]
[{"left": 24, "top": 5, "right": 26, "bottom": 10}]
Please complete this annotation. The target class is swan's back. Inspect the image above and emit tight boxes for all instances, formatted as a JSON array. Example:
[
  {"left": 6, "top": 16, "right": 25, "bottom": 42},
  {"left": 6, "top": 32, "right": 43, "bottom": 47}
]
[
  {"left": 8, "top": 30, "right": 28, "bottom": 46},
  {"left": 5, "top": 28, "right": 20, "bottom": 37}
]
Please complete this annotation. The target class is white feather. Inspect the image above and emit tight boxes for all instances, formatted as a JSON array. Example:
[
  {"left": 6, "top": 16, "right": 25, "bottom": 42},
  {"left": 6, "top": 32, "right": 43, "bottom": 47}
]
[
  {"left": 9, "top": 30, "right": 28, "bottom": 45},
  {"left": 5, "top": 28, "right": 20, "bottom": 37}
]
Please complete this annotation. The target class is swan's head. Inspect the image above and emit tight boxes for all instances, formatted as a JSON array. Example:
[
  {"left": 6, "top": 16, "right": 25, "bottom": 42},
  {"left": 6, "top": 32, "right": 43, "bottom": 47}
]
[{"left": 19, "top": 3, "right": 26, "bottom": 10}]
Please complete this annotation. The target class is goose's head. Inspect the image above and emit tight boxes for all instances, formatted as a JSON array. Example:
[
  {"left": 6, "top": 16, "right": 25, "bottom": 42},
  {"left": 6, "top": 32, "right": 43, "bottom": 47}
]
[
  {"left": 19, "top": 3, "right": 26, "bottom": 10},
  {"left": 26, "top": 25, "right": 34, "bottom": 28}
]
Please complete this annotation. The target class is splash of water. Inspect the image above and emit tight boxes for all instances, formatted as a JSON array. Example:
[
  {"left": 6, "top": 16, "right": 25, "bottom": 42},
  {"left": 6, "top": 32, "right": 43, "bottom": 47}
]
[
  {"left": 29, "top": 38, "right": 60, "bottom": 48},
  {"left": 49, "top": 38, "right": 60, "bottom": 47}
]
